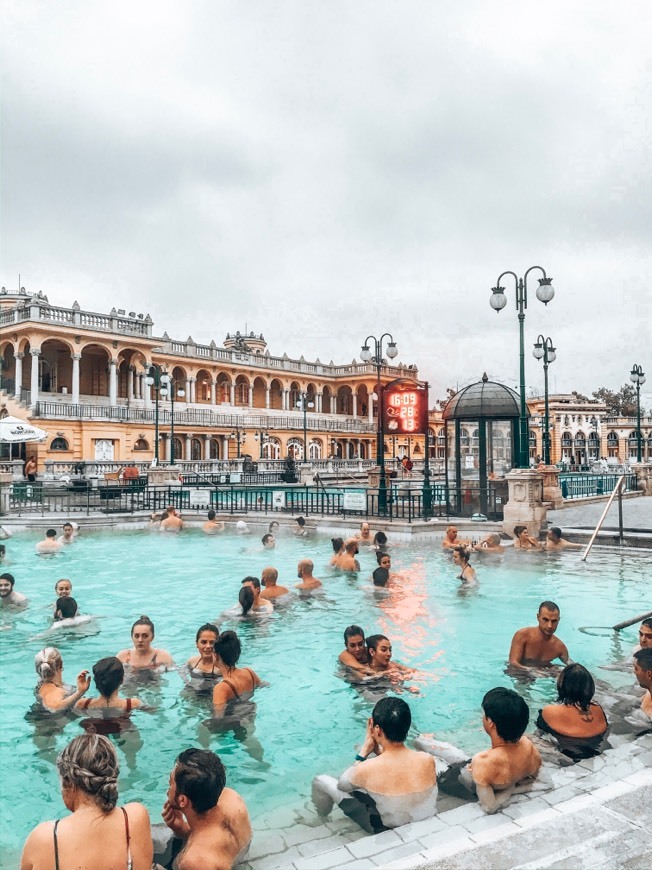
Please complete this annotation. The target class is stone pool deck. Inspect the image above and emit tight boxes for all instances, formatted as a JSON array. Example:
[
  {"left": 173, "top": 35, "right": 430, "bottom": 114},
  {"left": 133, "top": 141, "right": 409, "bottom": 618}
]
[{"left": 240, "top": 733, "right": 652, "bottom": 870}]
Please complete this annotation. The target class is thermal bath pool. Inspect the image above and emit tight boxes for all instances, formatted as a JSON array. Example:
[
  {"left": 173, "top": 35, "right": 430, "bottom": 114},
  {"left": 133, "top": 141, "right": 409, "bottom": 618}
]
[{"left": 0, "top": 527, "right": 647, "bottom": 864}]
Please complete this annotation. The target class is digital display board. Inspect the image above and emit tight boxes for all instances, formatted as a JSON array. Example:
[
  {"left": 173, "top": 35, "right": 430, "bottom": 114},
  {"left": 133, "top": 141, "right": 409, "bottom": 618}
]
[{"left": 382, "top": 380, "right": 429, "bottom": 434}]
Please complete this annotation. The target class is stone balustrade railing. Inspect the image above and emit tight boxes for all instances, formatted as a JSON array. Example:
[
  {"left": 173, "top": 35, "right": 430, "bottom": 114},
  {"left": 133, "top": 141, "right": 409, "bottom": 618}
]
[{"left": 2, "top": 299, "right": 153, "bottom": 337}]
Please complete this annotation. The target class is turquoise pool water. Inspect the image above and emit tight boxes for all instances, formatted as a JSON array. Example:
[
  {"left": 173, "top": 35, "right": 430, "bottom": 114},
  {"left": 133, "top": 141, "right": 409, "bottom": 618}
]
[{"left": 0, "top": 528, "right": 646, "bottom": 860}]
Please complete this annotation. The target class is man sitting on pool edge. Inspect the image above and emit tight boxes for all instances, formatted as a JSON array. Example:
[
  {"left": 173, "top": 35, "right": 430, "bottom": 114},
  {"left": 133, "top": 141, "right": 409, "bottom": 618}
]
[
  {"left": 416, "top": 687, "right": 543, "bottom": 813},
  {"left": 311, "top": 697, "right": 438, "bottom": 833},
  {"left": 509, "top": 601, "right": 571, "bottom": 671}
]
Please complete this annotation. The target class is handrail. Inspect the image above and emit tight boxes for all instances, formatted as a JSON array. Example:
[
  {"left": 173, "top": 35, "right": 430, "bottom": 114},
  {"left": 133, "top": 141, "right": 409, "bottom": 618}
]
[{"left": 580, "top": 475, "right": 625, "bottom": 561}]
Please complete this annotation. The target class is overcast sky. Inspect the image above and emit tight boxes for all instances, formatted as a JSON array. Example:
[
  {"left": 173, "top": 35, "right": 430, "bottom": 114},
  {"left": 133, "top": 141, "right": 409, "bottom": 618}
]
[{"left": 1, "top": 1, "right": 651, "bottom": 405}]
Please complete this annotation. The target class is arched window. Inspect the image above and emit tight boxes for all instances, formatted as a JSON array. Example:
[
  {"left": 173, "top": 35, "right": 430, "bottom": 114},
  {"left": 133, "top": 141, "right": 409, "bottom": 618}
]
[
  {"left": 561, "top": 432, "right": 573, "bottom": 448},
  {"left": 287, "top": 438, "right": 303, "bottom": 460},
  {"left": 191, "top": 438, "right": 202, "bottom": 460},
  {"left": 262, "top": 437, "right": 281, "bottom": 460},
  {"left": 607, "top": 432, "right": 618, "bottom": 446},
  {"left": 308, "top": 439, "right": 322, "bottom": 460},
  {"left": 172, "top": 437, "right": 184, "bottom": 461},
  {"left": 133, "top": 438, "right": 149, "bottom": 451},
  {"left": 210, "top": 439, "right": 220, "bottom": 459},
  {"left": 50, "top": 436, "right": 69, "bottom": 451}
]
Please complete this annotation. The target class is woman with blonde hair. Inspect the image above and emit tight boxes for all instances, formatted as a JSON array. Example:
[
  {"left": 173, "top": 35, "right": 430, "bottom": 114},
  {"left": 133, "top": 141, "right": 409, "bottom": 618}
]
[
  {"left": 20, "top": 733, "right": 152, "bottom": 869},
  {"left": 34, "top": 647, "right": 90, "bottom": 712}
]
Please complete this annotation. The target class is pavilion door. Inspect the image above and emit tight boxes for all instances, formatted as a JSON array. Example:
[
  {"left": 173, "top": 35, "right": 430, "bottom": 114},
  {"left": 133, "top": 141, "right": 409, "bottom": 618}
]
[{"left": 94, "top": 439, "right": 115, "bottom": 461}]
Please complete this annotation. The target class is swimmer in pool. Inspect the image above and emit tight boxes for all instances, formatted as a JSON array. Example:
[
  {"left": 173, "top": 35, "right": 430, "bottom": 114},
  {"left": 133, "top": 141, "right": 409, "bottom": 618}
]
[
  {"left": 36, "top": 528, "right": 62, "bottom": 554},
  {"left": 295, "top": 559, "right": 322, "bottom": 591},
  {"left": 202, "top": 510, "right": 225, "bottom": 534},
  {"left": 268, "top": 520, "right": 280, "bottom": 535},
  {"left": 633, "top": 648, "right": 652, "bottom": 719},
  {"left": 54, "top": 596, "right": 78, "bottom": 621},
  {"left": 260, "top": 567, "right": 290, "bottom": 601},
  {"left": 338, "top": 625, "right": 373, "bottom": 674},
  {"left": 441, "top": 525, "right": 471, "bottom": 550},
  {"left": 634, "top": 617, "right": 652, "bottom": 654},
  {"left": 34, "top": 647, "right": 91, "bottom": 712},
  {"left": 367, "top": 634, "right": 413, "bottom": 678},
  {"left": 509, "top": 601, "right": 571, "bottom": 671},
  {"left": 75, "top": 656, "right": 144, "bottom": 714},
  {"left": 241, "top": 577, "right": 273, "bottom": 611},
  {"left": 0, "top": 572, "right": 27, "bottom": 609},
  {"left": 116, "top": 615, "right": 174, "bottom": 670},
  {"left": 292, "top": 516, "right": 308, "bottom": 536},
  {"left": 373, "top": 531, "right": 388, "bottom": 552},
  {"left": 54, "top": 578, "right": 73, "bottom": 599},
  {"left": 473, "top": 533, "right": 504, "bottom": 554},
  {"left": 452, "top": 547, "right": 477, "bottom": 585},
  {"left": 211, "top": 631, "right": 263, "bottom": 716},
  {"left": 513, "top": 525, "right": 542, "bottom": 551},
  {"left": 416, "top": 687, "right": 542, "bottom": 814},
  {"left": 545, "top": 527, "right": 582, "bottom": 551},
  {"left": 186, "top": 624, "right": 221, "bottom": 688},
  {"left": 312, "top": 697, "right": 438, "bottom": 833},
  {"left": 160, "top": 505, "right": 183, "bottom": 532},
  {"left": 334, "top": 539, "right": 360, "bottom": 572},
  {"left": 261, "top": 533, "right": 275, "bottom": 549},
  {"left": 329, "top": 537, "right": 344, "bottom": 566},
  {"left": 354, "top": 521, "right": 373, "bottom": 544},
  {"left": 58, "top": 522, "right": 76, "bottom": 545}
]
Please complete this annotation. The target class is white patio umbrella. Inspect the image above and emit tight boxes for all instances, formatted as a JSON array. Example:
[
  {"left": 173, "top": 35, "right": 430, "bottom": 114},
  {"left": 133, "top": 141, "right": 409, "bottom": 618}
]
[{"left": 0, "top": 415, "right": 48, "bottom": 443}]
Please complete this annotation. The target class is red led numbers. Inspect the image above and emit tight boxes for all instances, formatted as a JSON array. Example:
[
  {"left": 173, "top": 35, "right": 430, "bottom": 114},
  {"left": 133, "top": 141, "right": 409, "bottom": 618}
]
[{"left": 383, "top": 382, "right": 428, "bottom": 434}]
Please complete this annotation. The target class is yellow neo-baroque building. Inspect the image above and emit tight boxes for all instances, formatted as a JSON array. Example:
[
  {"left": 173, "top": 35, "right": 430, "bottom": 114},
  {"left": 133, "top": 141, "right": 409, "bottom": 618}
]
[{"left": 0, "top": 287, "right": 421, "bottom": 467}]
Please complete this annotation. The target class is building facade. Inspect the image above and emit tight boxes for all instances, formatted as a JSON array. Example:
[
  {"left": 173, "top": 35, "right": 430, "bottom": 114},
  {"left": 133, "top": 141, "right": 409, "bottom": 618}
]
[{"left": 0, "top": 288, "right": 420, "bottom": 466}]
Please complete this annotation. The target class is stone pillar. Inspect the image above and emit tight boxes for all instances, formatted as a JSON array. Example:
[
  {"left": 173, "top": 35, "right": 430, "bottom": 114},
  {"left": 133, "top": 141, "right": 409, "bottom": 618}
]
[
  {"left": 203, "top": 434, "right": 211, "bottom": 460},
  {"left": 368, "top": 396, "right": 375, "bottom": 426},
  {"left": 316, "top": 391, "right": 322, "bottom": 413},
  {"left": 632, "top": 463, "right": 652, "bottom": 496},
  {"left": 539, "top": 464, "right": 564, "bottom": 509},
  {"left": 352, "top": 394, "right": 358, "bottom": 417},
  {"left": 144, "top": 377, "right": 151, "bottom": 408},
  {"left": 230, "top": 384, "right": 235, "bottom": 406},
  {"left": 185, "top": 377, "right": 192, "bottom": 400},
  {"left": 190, "top": 378, "right": 196, "bottom": 404},
  {"left": 222, "top": 435, "right": 230, "bottom": 459},
  {"left": 127, "top": 366, "right": 135, "bottom": 401},
  {"left": 30, "top": 348, "right": 41, "bottom": 408},
  {"left": 210, "top": 380, "right": 216, "bottom": 405},
  {"left": 248, "top": 385, "right": 253, "bottom": 408},
  {"left": 109, "top": 358, "right": 118, "bottom": 406},
  {"left": 502, "top": 468, "right": 547, "bottom": 538},
  {"left": 0, "top": 471, "right": 12, "bottom": 515},
  {"left": 14, "top": 353, "right": 23, "bottom": 399},
  {"left": 71, "top": 353, "right": 81, "bottom": 404},
  {"left": 265, "top": 387, "right": 270, "bottom": 409},
  {"left": 185, "top": 435, "right": 192, "bottom": 460}
]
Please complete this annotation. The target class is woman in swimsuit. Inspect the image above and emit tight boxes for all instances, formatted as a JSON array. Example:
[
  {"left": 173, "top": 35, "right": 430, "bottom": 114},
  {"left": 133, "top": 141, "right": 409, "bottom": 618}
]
[
  {"left": 452, "top": 547, "right": 476, "bottom": 584},
  {"left": 212, "top": 630, "right": 262, "bottom": 715},
  {"left": 186, "top": 623, "right": 221, "bottom": 690},
  {"left": 76, "top": 657, "right": 143, "bottom": 714},
  {"left": 116, "top": 615, "right": 173, "bottom": 670},
  {"left": 20, "top": 733, "right": 152, "bottom": 870},
  {"left": 34, "top": 647, "right": 91, "bottom": 712},
  {"left": 536, "top": 663, "right": 609, "bottom": 760},
  {"left": 329, "top": 537, "right": 344, "bottom": 566}
]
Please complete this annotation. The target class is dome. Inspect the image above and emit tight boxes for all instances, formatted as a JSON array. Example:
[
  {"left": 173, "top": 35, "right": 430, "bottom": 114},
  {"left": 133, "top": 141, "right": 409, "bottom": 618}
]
[{"left": 442, "top": 374, "right": 525, "bottom": 420}]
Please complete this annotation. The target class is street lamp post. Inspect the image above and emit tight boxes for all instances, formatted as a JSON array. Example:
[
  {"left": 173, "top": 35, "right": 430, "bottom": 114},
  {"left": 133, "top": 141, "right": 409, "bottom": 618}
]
[
  {"left": 230, "top": 421, "right": 246, "bottom": 458},
  {"left": 630, "top": 364, "right": 646, "bottom": 463},
  {"left": 296, "top": 392, "right": 315, "bottom": 462},
  {"left": 533, "top": 336, "right": 556, "bottom": 465},
  {"left": 145, "top": 364, "right": 170, "bottom": 465},
  {"left": 254, "top": 429, "right": 269, "bottom": 459},
  {"left": 160, "top": 379, "right": 185, "bottom": 464},
  {"left": 360, "top": 333, "right": 399, "bottom": 512},
  {"left": 489, "top": 267, "right": 555, "bottom": 468}
]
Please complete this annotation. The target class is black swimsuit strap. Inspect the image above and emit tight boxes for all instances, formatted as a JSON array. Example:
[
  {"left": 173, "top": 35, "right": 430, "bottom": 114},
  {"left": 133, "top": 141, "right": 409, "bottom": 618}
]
[
  {"left": 222, "top": 678, "right": 240, "bottom": 701},
  {"left": 53, "top": 820, "right": 60, "bottom": 870}
]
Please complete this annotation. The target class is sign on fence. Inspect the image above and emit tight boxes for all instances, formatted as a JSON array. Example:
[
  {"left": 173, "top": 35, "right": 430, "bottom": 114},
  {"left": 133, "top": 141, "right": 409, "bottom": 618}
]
[
  {"left": 272, "top": 491, "right": 286, "bottom": 509},
  {"left": 187, "top": 488, "right": 211, "bottom": 506},
  {"left": 343, "top": 491, "right": 367, "bottom": 511}
]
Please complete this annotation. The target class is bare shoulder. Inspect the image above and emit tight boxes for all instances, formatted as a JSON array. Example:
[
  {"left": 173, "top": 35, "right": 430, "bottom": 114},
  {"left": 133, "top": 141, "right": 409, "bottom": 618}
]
[
  {"left": 124, "top": 801, "right": 151, "bottom": 827},
  {"left": 24, "top": 819, "right": 55, "bottom": 846},
  {"left": 221, "top": 786, "right": 249, "bottom": 816},
  {"left": 469, "top": 748, "right": 496, "bottom": 785},
  {"left": 116, "top": 649, "right": 129, "bottom": 661}
]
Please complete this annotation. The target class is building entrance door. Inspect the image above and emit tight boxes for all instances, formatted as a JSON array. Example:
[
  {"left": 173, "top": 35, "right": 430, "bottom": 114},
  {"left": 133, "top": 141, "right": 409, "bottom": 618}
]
[{"left": 94, "top": 439, "right": 114, "bottom": 461}]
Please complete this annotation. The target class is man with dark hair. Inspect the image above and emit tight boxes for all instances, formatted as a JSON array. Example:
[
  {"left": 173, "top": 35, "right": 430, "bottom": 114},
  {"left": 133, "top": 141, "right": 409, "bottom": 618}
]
[
  {"left": 202, "top": 510, "right": 224, "bottom": 535},
  {"left": 36, "top": 528, "right": 62, "bottom": 554},
  {"left": 509, "top": 601, "right": 570, "bottom": 670},
  {"left": 338, "top": 625, "right": 371, "bottom": 673},
  {"left": 635, "top": 617, "right": 652, "bottom": 652},
  {"left": 54, "top": 596, "right": 78, "bottom": 621},
  {"left": 312, "top": 697, "right": 438, "bottom": 832},
  {"left": 545, "top": 527, "right": 582, "bottom": 551},
  {"left": 372, "top": 567, "right": 389, "bottom": 588},
  {"left": 633, "top": 648, "right": 652, "bottom": 719},
  {"left": 261, "top": 533, "right": 275, "bottom": 549},
  {"left": 162, "top": 748, "right": 251, "bottom": 870},
  {"left": 241, "top": 577, "right": 272, "bottom": 611},
  {"left": 0, "top": 572, "right": 27, "bottom": 608},
  {"left": 417, "top": 687, "right": 542, "bottom": 814}
]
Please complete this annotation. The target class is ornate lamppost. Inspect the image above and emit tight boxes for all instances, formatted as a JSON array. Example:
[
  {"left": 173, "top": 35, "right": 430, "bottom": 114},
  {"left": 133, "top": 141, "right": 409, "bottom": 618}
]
[
  {"left": 296, "top": 392, "right": 315, "bottom": 462},
  {"left": 254, "top": 429, "right": 269, "bottom": 459},
  {"left": 532, "top": 336, "right": 556, "bottom": 465},
  {"left": 630, "top": 363, "right": 646, "bottom": 463},
  {"left": 360, "top": 334, "right": 398, "bottom": 512},
  {"left": 145, "top": 364, "right": 170, "bottom": 465},
  {"left": 489, "top": 266, "right": 555, "bottom": 468},
  {"left": 230, "top": 421, "right": 246, "bottom": 458}
]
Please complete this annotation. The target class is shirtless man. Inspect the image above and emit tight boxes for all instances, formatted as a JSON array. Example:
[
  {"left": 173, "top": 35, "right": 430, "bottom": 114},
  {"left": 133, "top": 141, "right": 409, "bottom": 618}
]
[
  {"left": 0, "top": 573, "right": 27, "bottom": 609},
  {"left": 241, "top": 577, "right": 273, "bottom": 611},
  {"left": 58, "top": 522, "right": 76, "bottom": 545},
  {"left": 160, "top": 506, "right": 184, "bottom": 532},
  {"left": 513, "top": 525, "right": 542, "bottom": 550},
  {"left": 367, "top": 634, "right": 413, "bottom": 677},
  {"left": 633, "top": 648, "right": 652, "bottom": 719},
  {"left": 441, "top": 525, "right": 471, "bottom": 550},
  {"left": 509, "top": 601, "right": 570, "bottom": 670},
  {"left": 635, "top": 618, "right": 652, "bottom": 652},
  {"left": 338, "top": 625, "right": 372, "bottom": 674},
  {"left": 354, "top": 522, "right": 373, "bottom": 544},
  {"left": 335, "top": 539, "right": 360, "bottom": 572},
  {"left": 162, "top": 748, "right": 251, "bottom": 870},
  {"left": 260, "top": 567, "right": 289, "bottom": 600},
  {"left": 295, "top": 559, "right": 322, "bottom": 591},
  {"left": 261, "top": 533, "right": 275, "bottom": 549},
  {"left": 202, "top": 510, "right": 224, "bottom": 534},
  {"left": 417, "top": 687, "right": 542, "bottom": 814},
  {"left": 545, "top": 527, "right": 582, "bottom": 551},
  {"left": 473, "top": 533, "right": 504, "bottom": 554},
  {"left": 36, "top": 529, "right": 62, "bottom": 554}
]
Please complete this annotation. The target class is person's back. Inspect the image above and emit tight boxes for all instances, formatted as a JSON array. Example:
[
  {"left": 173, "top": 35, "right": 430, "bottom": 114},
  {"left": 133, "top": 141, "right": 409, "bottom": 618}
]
[
  {"left": 260, "top": 567, "right": 289, "bottom": 600},
  {"left": 161, "top": 508, "right": 183, "bottom": 532},
  {"left": 471, "top": 735, "right": 540, "bottom": 793},
  {"left": 175, "top": 786, "right": 250, "bottom": 870}
]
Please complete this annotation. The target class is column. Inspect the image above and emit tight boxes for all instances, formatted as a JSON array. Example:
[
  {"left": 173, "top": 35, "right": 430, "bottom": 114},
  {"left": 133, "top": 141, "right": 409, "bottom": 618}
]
[
  {"left": 282, "top": 390, "right": 288, "bottom": 411},
  {"left": 127, "top": 366, "right": 135, "bottom": 401},
  {"left": 230, "top": 383, "right": 235, "bottom": 405},
  {"left": 190, "top": 378, "right": 196, "bottom": 404},
  {"left": 316, "top": 391, "right": 322, "bottom": 413},
  {"left": 30, "top": 348, "right": 41, "bottom": 407},
  {"left": 109, "top": 358, "right": 118, "bottom": 406},
  {"left": 186, "top": 377, "right": 192, "bottom": 401},
  {"left": 71, "top": 353, "right": 81, "bottom": 404},
  {"left": 185, "top": 435, "right": 192, "bottom": 460},
  {"left": 368, "top": 395, "right": 374, "bottom": 425},
  {"left": 265, "top": 387, "right": 270, "bottom": 409},
  {"left": 203, "top": 434, "right": 211, "bottom": 460},
  {"left": 14, "top": 353, "right": 23, "bottom": 399},
  {"left": 136, "top": 373, "right": 142, "bottom": 400},
  {"left": 222, "top": 435, "right": 230, "bottom": 458},
  {"left": 352, "top": 393, "right": 358, "bottom": 417},
  {"left": 160, "top": 435, "right": 168, "bottom": 463},
  {"left": 144, "top": 376, "right": 151, "bottom": 408},
  {"left": 210, "top": 380, "right": 216, "bottom": 405},
  {"left": 248, "top": 385, "right": 253, "bottom": 408}
]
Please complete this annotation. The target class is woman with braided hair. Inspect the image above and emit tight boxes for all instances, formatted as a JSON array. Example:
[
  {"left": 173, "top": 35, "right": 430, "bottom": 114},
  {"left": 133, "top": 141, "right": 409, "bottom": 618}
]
[
  {"left": 20, "top": 733, "right": 152, "bottom": 869},
  {"left": 34, "top": 647, "right": 91, "bottom": 712}
]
